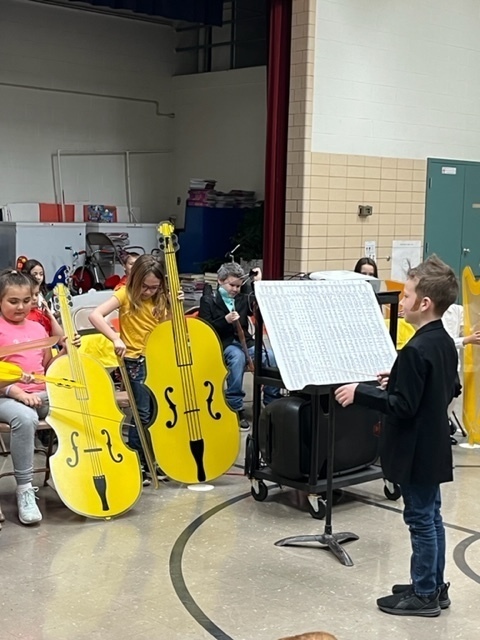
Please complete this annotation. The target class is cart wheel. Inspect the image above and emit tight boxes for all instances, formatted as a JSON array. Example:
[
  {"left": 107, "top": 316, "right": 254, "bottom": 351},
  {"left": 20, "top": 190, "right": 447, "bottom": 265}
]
[
  {"left": 308, "top": 498, "right": 326, "bottom": 520},
  {"left": 384, "top": 482, "right": 401, "bottom": 501},
  {"left": 251, "top": 481, "right": 268, "bottom": 502}
]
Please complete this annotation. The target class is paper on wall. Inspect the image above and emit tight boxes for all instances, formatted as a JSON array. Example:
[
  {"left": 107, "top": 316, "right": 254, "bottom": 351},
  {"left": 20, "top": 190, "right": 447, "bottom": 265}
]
[
  {"left": 391, "top": 240, "right": 422, "bottom": 282},
  {"left": 364, "top": 240, "right": 376, "bottom": 262}
]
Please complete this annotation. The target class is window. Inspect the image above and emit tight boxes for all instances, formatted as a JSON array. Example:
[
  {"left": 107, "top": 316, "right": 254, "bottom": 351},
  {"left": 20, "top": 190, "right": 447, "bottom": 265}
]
[{"left": 175, "top": 0, "right": 267, "bottom": 75}]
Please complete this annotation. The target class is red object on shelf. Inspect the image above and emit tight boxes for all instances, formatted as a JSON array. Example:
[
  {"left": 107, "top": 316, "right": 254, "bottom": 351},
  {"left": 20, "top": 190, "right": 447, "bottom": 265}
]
[{"left": 39, "top": 203, "right": 75, "bottom": 222}]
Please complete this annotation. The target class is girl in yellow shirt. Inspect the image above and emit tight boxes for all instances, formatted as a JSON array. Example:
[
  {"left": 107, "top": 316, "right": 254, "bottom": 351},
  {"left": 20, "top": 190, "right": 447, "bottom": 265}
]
[{"left": 89, "top": 254, "right": 182, "bottom": 485}]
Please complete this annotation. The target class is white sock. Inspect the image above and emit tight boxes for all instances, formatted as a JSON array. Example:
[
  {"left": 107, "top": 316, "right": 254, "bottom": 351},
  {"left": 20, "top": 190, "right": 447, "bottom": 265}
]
[{"left": 16, "top": 482, "right": 33, "bottom": 493}]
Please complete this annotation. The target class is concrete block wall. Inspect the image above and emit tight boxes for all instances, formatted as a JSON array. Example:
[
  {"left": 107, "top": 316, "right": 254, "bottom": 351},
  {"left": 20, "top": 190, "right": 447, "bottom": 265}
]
[
  {"left": 285, "top": 0, "right": 480, "bottom": 277},
  {"left": 0, "top": 0, "right": 175, "bottom": 222}
]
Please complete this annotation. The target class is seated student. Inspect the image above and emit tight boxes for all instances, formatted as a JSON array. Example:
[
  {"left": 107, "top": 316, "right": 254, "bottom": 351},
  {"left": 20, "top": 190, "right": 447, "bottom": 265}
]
[
  {"left": 0, "top": 373, "right": 34, "bottom": 530},
  {"left": 354, "top": 256, "right": 378, "bottom": 278},
  {"left": 27, "top": 276, "right": 63, "bottom": 337},
  {"left": 199, "top": 262, "right": 282, "bottom": 430},
  {"left": 22, "top": 259, "right": 49, "bottom": 305},
  {"left": 0, "top": 269, "right": 80, "bottom": 525},
  {"left": 114, "top": 252, "right": 140, "bottom": 291}
]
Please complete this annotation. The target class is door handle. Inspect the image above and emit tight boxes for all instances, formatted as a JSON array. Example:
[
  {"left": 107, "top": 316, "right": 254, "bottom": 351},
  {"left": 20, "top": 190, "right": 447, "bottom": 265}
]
[{"left": 463, "top": 248, "right": 471, "bottom": 254}]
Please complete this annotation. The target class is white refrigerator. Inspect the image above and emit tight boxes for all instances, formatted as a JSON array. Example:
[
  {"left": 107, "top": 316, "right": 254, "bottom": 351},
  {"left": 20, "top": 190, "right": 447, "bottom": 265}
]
[{"left": 0, "top": 222, "right": 86, "bottom": 280}]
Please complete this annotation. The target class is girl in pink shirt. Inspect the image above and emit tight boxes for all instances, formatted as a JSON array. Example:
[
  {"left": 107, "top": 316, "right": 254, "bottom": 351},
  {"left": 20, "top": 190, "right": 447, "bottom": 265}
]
[{"left": 0, "top": 270, "right": 68, "bottom": 525}]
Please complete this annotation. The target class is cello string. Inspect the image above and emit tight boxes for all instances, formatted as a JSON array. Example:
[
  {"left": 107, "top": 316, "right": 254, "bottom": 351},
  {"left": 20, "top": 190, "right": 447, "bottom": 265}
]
[
  {"left": 48, "top": 404, "right": 123, "bottom": 423},
  {"left": 61, "top": 293, "right": 98, "bottom": 471},
  {"left": 58, "top": 287, "right": 103, "bottom": 478},
  {"left": 166, "top": 240, "right": 202, "bottom": 441},
  {"left": 166, "top": 245, "right": 197, "bottom": 441},
  {"left": 172, "top": 244, "right": 203, "bottom": 442}
]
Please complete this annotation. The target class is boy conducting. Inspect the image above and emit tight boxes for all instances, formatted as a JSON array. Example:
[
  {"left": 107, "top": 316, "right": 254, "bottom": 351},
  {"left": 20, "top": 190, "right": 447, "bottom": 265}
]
[{"left": 335, "top": 255, "right": 460, "bottom": 617}]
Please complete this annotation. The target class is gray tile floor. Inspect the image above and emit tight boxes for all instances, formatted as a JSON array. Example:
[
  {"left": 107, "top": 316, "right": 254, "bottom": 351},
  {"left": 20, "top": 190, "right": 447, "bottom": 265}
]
[{"left": 1, "top": 379, "right": 479, "bottom": 640}]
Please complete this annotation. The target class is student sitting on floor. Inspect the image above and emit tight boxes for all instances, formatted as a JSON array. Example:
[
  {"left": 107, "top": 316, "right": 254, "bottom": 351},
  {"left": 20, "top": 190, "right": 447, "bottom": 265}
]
[{"left": 199, "top": 262, "right": 282, "bottom": 430}]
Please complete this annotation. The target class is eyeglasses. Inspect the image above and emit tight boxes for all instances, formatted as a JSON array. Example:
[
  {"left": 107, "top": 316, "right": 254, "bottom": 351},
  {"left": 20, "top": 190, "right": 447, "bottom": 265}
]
[{"left": 141, "top": 284, "right": 161, "bottom": 292}]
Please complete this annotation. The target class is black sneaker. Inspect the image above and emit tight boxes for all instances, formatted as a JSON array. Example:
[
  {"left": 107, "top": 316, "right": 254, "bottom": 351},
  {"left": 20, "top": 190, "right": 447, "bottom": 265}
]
[
  {"left": 377, "top": 590, "right": 441, "bottom": 617},
  {"left": 238, "top": 410, "right": 250, "bottom": 431},
  {"left": 141, "top": 468, "right": 152, "bottom": 487},
  {"left": 392, "top": 582, "right": 450, "bottom": 609},
  {"left": 147, "top": 466, "right": 169, "bottom": 482}
]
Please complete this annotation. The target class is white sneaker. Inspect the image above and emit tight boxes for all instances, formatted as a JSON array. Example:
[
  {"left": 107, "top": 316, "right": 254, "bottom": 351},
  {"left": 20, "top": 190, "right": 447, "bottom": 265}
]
[{"left": 16, "top": 487, "right": 42, "bottom": 525}]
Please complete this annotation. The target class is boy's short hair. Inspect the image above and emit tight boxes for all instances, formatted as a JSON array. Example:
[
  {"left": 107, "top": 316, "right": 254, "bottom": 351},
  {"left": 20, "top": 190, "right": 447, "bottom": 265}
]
[
  {"left": 217, "top": 262, "right": 245, "bottom": 282},
  {"left": 407, "top": 254, "right": 458, "bottom": 316}
]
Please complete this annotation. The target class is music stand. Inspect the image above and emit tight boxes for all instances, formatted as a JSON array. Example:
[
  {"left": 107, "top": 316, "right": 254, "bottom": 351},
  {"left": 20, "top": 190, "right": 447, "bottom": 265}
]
[{"left": 253, "top": 279, "right": 397, "bottom": 566}]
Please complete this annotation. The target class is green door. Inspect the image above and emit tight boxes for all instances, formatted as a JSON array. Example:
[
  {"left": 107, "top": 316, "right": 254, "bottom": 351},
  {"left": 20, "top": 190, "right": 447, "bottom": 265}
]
[
  {"left": 424, "top": 159, "right": 465, "bottom": 275},
  {"left": 461, "top": 165, "right": 480, "bottom": 278}
]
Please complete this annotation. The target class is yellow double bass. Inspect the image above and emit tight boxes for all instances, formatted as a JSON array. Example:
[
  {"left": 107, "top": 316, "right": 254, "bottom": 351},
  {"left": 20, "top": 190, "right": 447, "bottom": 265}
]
[
  {"left": 144, "top": 221, "right": 240, "bottom": 484},
  {"left": 46, "top": 284, "right": 142, "bottom": 518}
]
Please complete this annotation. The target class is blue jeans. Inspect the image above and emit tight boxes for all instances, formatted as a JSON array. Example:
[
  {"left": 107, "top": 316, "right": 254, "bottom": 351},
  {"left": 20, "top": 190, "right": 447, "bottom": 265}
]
[
  {"left": 124, "top": 357, "right": 153, "bottom": 467},
  {"left": 224, "top": 342, "right": 282, "bottom": 412},
  {"left": 401, "top": 484, "right": 445, "bottom": 597}
]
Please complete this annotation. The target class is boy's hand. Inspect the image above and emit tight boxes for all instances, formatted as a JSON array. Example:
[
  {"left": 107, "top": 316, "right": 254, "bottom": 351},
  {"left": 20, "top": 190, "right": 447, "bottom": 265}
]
[
  {"left": 251, "top": 268, "right": 262, "bottom": 281},
  {"left": 225, "top": 311, "right": 240, "bottom": 324},
  {"left": 376, "top": 370, "right": 390, "bottom": 389},
  {"left": 177, "top": 290, "right": 185, "bottom": 301},
  {"left": 335, "top": 383, "right": 358, "bottom": 407},
  {"left": 464, "top": 332, "right": 480, "bottom": 346}
]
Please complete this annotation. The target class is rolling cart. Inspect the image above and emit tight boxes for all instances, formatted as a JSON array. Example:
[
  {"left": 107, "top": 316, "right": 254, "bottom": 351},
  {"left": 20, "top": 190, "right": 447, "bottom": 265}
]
[{"left": 244, "top": 290, "right": 402, "bottom": 521}]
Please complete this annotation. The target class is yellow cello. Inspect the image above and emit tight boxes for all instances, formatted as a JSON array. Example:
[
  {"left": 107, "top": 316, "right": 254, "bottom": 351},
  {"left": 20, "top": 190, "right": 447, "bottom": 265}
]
[
  {"left": 144, "top": 221, "right": 240, "bottom": 484},
  {"left": 462, "top": 266, "right": 480, "bottom": 445},
  {"left": 46, "top": 284, "right": 142, "bottom": 518}
]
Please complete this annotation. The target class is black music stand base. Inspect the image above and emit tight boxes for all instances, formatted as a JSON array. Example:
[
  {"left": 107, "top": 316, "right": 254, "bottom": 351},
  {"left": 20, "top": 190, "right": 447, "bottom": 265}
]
[
  {"left": 274, "top": 530, "right": 359, "bottom": 567},
  {"left": 273, "top": 388, "right": 359, "bottom": 567}
]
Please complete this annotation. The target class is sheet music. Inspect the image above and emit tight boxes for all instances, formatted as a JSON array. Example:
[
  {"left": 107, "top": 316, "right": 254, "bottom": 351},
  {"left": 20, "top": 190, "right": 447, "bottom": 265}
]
[{"left": 255, "top": 280, "right": 397, "bottom": 390}]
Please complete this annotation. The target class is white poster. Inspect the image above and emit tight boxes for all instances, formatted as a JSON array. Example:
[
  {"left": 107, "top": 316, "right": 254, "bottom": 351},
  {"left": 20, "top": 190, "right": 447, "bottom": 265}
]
[
  {"left": 364, "top": 240, "right": 376, "bottom": 262},
  {"left": 391, "top": 240, "right": 422, "bottom": 282}
]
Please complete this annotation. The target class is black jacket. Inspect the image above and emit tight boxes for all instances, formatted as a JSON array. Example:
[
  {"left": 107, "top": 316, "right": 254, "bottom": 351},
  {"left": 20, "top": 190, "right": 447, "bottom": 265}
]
[
  {"left": 199, "top": 289, "right": 254, "bottom": 350},
  {"left": 354, "top": 319, "right": 460, "bottom": 485}
]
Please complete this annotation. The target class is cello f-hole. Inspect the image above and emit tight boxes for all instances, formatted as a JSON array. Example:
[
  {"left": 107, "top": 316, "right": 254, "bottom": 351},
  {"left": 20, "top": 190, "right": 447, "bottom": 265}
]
[
  {"left": 204, "top": 381, "right": 221, "bottom": 420},
  {"left": 101, "top": 429, "right": 124, "bottom": 463},
  {"left": 164, "top": 387, "right": 178, "bottom": 428},
  {"left": 66, "top": 431, "right": 80, "bottom": 467}
]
